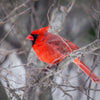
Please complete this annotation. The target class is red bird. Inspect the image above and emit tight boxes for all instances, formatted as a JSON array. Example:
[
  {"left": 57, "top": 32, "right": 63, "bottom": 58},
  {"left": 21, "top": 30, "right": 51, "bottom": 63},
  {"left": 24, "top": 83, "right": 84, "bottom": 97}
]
[{"left": 26, "top": 26, "right": 100, "bottom": 83}]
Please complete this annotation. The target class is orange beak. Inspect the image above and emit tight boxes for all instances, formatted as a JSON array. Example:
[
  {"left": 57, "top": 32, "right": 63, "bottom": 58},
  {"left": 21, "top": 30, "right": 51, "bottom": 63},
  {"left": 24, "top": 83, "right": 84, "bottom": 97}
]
[{"left": 26, "top": 35, "right": 34, "bottom": 41}]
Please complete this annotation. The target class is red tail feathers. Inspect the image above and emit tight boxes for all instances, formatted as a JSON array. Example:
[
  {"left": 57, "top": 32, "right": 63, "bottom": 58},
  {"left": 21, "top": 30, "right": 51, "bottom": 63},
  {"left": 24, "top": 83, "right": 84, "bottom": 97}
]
[{"left": 73, "top": 58, "right": 100, "bottom": 83}]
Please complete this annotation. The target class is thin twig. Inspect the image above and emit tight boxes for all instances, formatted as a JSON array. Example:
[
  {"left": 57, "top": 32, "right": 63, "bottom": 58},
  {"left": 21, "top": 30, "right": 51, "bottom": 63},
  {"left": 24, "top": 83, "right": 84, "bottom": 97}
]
[
  {"left": 47, "top": 2, "right": 55, "bottom": 25},
  {"left": 56, "top": 84, "right": 73, "bottom": 100},
  {"left": 97, "top": 20, "right": 100, "bottom": 39},
  {"left": 1, "top": 0, "right": 29, "bottom": 22},
  {"left": 67, "top": 0, "right": 75, "bottom": 13},
  {"left": 0, "top": 24, "right": 15, "bottom": 45}
]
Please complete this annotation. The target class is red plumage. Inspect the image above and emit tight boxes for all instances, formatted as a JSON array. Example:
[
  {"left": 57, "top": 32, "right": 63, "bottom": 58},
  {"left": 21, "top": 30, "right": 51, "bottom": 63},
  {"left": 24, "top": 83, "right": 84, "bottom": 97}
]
[{"left": 26, "top": 26, "right": 100, "bottom": 83}]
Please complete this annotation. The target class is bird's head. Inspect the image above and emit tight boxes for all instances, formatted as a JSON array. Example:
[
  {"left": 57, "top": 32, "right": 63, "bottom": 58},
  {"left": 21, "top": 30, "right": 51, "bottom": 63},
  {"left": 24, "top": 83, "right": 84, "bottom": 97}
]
[{"left": 26, "top": 26, "right": 50, "bottom": 44}]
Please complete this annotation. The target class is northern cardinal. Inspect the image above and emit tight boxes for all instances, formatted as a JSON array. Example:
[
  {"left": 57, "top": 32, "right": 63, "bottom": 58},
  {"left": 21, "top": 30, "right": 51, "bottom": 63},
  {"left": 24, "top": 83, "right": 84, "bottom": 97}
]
[{"left": 26, "top": 26, "right": 100, "bottom": 83}]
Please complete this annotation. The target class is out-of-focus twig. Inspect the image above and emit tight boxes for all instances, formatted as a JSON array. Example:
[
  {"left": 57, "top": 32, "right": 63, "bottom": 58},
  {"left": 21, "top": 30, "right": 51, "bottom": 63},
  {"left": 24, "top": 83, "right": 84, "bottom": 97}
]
[
  {"left": 29, "top": 0, "right": 41, "bottom": 28},
  {"left": 4, "top": 76, "right": 21, "bottom": 100},
  {"left": 0, "top": 0, "right": 29, "bottom": 24},
  {"left": 0, "top": 0, "right": 39, "bottom": 25},
  {"left": 97, "top": 20, "right": 100, "bottom": 39},
  {"left": 47, "top": 2, "right": 55, "bottom": 25},
  {"left": 57, "top": 85, "right": 73, "bottom": 100},
  {"left": 66, "top": 0, "right": 75, "bottom": 13},
  {"left": 0, "top": 24, "right": 15, "bottom": 45},
  {"left": 49, "top": 0, "right": 75, "bottom": 34}
]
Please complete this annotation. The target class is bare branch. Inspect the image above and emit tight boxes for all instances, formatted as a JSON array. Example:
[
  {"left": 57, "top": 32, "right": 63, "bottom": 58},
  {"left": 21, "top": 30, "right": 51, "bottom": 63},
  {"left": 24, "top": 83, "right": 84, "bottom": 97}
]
[
  {"left": 49, "top": 0, "right": 75, "bottom": 34},
  {"left": 0, "top": 24, "right": 15, "bottom": 45},
  {"left": 67, "top": 0, "right": 75, "bottom": 13},
  {"left": 57, "top": 39, "right": 100, "bottom": 70}
]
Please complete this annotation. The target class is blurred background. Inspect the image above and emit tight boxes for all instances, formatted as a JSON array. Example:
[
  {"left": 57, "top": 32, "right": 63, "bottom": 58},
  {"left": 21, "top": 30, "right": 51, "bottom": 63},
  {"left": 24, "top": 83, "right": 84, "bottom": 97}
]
[{"left": 0, "top": 0, "right": 100, "bottom": 100}]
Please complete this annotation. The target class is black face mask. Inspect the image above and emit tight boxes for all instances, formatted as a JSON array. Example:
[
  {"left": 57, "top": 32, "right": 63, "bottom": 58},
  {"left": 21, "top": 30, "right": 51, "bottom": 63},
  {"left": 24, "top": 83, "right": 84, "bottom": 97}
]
[{"left": 31, "top": 34, "right": 38, "bottom": 45}]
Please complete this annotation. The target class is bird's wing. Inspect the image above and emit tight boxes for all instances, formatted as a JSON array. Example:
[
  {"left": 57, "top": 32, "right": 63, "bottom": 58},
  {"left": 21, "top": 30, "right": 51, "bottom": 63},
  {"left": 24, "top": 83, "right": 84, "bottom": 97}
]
[{"left": 46, "top": 33, "right": 79, "bottom": 55}]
